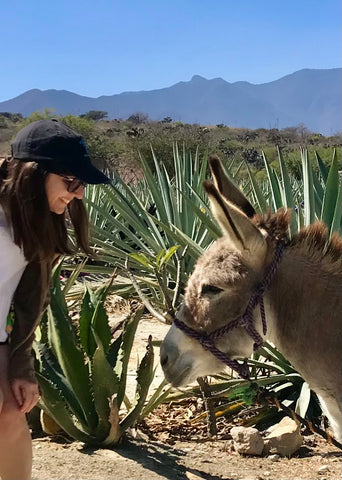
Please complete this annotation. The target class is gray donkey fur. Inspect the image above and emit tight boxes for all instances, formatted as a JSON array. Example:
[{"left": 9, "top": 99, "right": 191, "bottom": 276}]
[{"left": 161, "top": 156, "right": 342, "bottom": 442}]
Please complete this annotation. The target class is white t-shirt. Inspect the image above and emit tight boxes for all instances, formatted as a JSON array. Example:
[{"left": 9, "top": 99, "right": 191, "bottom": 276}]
[{"left": 0, "top": 206, "right": 28, "bottom": 341}]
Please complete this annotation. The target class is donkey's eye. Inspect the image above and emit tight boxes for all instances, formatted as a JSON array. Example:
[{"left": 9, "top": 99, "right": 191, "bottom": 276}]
[{"left": 201, "top": 285, "right": 223, "bottom": 296}]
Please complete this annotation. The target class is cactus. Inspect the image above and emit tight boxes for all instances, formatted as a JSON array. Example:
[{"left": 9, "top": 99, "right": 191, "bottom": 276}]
[{"left": 33, "top": 265, "right": 154, "bottom": 446}]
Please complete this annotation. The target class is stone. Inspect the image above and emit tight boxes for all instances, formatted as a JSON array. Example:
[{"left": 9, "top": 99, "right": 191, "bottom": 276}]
[
  {"left": 230, "top": 426, "right": 264, "bottom": 456},
  {"left": 268, "top": 454, "right": 280, "bottom": 462},
  {"left": 264, "top": 416, "right": 303, "bottom": 457},
  {"left": 317, "top": 465, "right": 330, "bottom": 474},
  {"left": 186, "top": 472, "right": 206, "bottom": 480}
]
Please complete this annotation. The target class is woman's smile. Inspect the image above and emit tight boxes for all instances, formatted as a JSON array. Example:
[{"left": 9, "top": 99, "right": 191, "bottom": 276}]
[{"left": 45, "top": 174, "right": 84, "bottom": 214}]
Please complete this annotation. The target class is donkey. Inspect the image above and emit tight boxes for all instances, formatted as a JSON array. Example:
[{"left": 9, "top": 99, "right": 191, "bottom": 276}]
[{"left": 160, "top": 155, "right": 342, "bottom": 442}]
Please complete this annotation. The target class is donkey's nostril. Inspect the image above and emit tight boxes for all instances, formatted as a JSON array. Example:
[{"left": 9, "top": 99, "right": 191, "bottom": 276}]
[{"left": 160, "top": 352, "right": 168, "bottom": 367}]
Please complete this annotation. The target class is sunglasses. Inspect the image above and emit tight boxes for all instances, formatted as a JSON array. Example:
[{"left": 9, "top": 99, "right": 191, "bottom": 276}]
[{"left": 60, "top": 175, "right": 87, "bottom": 193}]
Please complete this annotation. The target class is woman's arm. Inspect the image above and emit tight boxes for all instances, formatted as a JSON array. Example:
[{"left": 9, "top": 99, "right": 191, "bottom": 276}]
[{"left": 9, "top": 261, "right": 52, "bottom": 383}]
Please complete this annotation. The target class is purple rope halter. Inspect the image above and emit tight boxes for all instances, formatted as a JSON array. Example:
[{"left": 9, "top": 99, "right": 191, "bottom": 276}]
[{"left": 173, "top": 243, "right": 285, "bottom": 380}]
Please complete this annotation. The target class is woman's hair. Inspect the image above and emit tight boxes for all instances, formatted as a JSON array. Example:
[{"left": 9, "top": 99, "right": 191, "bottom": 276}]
[{"left": 0, "top": 157, "right": 92, "bottom": 261}]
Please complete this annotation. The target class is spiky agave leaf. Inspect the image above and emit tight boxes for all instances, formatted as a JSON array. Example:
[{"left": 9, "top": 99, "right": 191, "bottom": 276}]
[
  {"left": 47, "top": 266, "right": 96, "bottom": 431},
  {"left": 90, "top": 328, "right": 121, "bottom": 441},
  {"left": 34, "top": 342, "right": 91, "bottom": 431},
  {"left": 113, "top": 306, "right": 145, "bottom": 409},
  {"left": 79, "top": 283, "right": 112, "bottom": 358},
  {"left": 36, "top": 373, "right": 95, "bottom": 444},
  {"left": 119, "top": 335, "right": 154, "bottom": 433}
]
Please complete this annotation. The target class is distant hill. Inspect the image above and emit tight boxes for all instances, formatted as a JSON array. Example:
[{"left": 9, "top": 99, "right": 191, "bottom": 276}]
[{"left": 0, "top": 68, "right": 341, "bottom": 135}]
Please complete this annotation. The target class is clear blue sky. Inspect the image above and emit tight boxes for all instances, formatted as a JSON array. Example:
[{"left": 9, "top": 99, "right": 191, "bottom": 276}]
[{"left": 1, "top": 0, "right": 341, "bottom": 102}]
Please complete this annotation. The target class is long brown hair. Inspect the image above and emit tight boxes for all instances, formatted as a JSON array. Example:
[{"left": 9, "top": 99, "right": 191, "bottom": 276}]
[{"left": 0, "top": 157, "right": 92, "bottom": 262}]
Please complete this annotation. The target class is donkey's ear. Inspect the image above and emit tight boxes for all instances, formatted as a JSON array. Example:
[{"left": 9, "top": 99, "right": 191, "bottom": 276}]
[
  {"left": 209, "top": 155, "right": 255, "bottom": 218},
  {"left": 204, "top": 180, "right": 266, "bottom": 260}
]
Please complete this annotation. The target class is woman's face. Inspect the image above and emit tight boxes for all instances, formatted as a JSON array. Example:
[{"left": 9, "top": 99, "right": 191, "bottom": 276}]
[{"left": 45, "top": 173, "right": 85, "bottom": 214}]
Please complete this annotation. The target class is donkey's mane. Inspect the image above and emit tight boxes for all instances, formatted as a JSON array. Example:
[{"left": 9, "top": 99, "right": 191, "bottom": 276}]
[
  {"left": 253, "top": 209, "right": 342, "bottom": 272},
  {"left": 253, "top": 208, "right": 290, "bottom": 243}
]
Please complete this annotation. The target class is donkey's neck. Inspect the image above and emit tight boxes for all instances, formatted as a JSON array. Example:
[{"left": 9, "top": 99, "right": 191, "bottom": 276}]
[{"left": 264, "top": 247, "right": 342, "bottom": 391}]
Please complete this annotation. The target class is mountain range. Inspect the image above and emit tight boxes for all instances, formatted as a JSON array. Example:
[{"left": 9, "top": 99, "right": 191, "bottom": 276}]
[{"left": 0, "top": 68, "right": 341, "bottom": 135}]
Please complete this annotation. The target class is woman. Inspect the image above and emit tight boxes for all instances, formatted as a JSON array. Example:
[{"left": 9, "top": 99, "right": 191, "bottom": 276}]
[{"left": 0, "top": 119, "right": 110, "bottom": 479}]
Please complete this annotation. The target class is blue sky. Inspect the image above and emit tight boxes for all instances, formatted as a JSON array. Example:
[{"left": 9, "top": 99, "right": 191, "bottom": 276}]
[{"left": 1, "top": 0, "right": 341, "bottom": 102}]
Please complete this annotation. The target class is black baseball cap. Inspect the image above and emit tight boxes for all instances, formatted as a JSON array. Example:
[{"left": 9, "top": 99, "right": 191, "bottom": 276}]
[{"left": 11, "top": 119, "right": 111, "bottom": 184}]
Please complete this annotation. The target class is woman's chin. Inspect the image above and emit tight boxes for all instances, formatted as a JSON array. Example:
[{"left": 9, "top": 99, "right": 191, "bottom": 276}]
[{"left": 50, "top": 206, "right": 67, "bottom": 215}]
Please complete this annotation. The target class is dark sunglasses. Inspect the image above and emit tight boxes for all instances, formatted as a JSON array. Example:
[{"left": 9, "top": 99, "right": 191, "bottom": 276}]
[{"left": 60, "top": 175, "right": 87, "bottom": 193}]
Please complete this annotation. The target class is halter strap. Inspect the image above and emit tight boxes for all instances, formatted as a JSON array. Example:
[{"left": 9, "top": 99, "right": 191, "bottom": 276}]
[{"left": 173, "top": 243, "right": 285, "bottom": 380}]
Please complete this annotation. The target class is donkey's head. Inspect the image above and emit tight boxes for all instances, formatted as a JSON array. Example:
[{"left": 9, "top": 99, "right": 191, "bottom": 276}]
[{"left": 160, "top": 156, "right": 288, "bottom": 386}]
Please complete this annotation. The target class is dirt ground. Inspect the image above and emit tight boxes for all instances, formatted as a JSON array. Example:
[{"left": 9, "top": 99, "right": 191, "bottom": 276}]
[
  {"left": 31, "top": 302, "right": 342, "bottom": 480},
  {"left": 31, "top": 433, "right": 341, "bottom": 480}
]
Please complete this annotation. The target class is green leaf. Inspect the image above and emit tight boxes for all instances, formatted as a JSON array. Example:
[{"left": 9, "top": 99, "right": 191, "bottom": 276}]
[
  {"left": 330, "top": 183, "right": 342, "bottom": 235},
  {"left": 91, "top": 328, "right": 121, "bottom": 440},
  {"left": 311, "top": 169, "right": 324, "bottom": 217},
  {"left": 148, "top": 215, "right": 205, "bottom": 261},
  {"left": 62, "top": 258, "right": 88, "bottom": 296},
  {"left": 120, "top": 335, "right": 154, "bottom": 432},
  {"left": 47, "top": 266, "right": 96, "bottom": 430},
  {"left": 157, "top": 245, "right": 180, "bottom": 269},
  {"left": 277, "top": 147, "right": 297, "bottom": 233},
  {"left": 315, "top": 151, "right": 329, "bottom": 184},
  {"left": 262, "top": 152, "right": 282, "bottom": 211},
  {"left": 321, "top": 149, "right": 340, "bottom": 231},
  {"left": 34, "top": 343, "right": 90, "bottom": 430},
  {"left": 114, "top": 306, "right": 144, "bottom": 408},
  {"left": 301, "top": 149, "right": 315, "bottom": 226},
  {"left": 140, "top": 378, "right": 172, "bottom": 418},
  {"left": 128, "top": 252, "right": 155, "bottom": 269},
  {"left": 151, "top": 147, "right": 174, "bottom": 225},
  {"left": 245, "top": 161, "right": 267, "bottom": 213},
  {"left": 89, "top": 283, "right": 112, "bottom": 353},
  {"left": 78, "top": 279, "right": 113, "bottom": 358},
  {"left": 139, "top": 151, "right": 169, "bottom": 224},
  {"left": 78, "top": 288, "right": 97, "bottom": 357},
  {"left": 36, "top": 373, "right": 95, "bottom": 444},
  {"left": 228, "top": 382, "right": 259, "bottom": 406}
]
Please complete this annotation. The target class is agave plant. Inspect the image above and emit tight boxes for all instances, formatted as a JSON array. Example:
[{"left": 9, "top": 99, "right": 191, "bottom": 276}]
[
  {"left": 246, "top": 147, "right": 342, "bottom": 235},
  {"left": 84, "top": 146, "right": 341, "bottom": 285},
  {"left": 76, "top": 145, "right": 220, "bottom": 309},
  {"left": 33, "top": 264, "right": 158, "bottom": 446}
]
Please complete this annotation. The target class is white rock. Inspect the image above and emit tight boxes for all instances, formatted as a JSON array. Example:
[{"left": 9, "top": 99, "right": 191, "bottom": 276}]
[
  {"left": 230, "top": 426, "right": 264, "bottom": 456},
  {"left": 268, "top": 453, "right": 280, "bottom": 462},
  {"left": 264, "top": 416, "right": 303, "bottom": 457},
  {"left": 317, "top": 465, "right": 330, "bottom": 474}
]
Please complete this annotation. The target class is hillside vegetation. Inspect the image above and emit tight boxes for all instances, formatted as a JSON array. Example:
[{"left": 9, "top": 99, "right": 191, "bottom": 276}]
[{"left": 0, "top": 111, "right": 341, "bottom": 181}]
